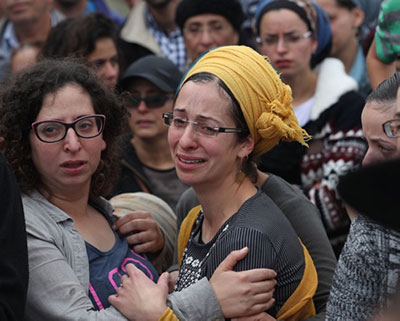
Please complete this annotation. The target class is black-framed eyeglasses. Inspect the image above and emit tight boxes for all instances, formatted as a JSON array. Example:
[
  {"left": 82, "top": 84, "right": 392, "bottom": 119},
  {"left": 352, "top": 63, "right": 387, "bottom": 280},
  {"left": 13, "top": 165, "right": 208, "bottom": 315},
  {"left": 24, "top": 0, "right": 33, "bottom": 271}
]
[
  {"left": 127, "top": 94, "right": 173, "bottom": 109},
  {"left": 162, "top": 112, "right": 246, "bottom": 137},
  {"left": 31, "top": 114, "right": 106, "bottom": 143},
  {"left": 383, "top": 119, "right": 400, "bottom": 138}
]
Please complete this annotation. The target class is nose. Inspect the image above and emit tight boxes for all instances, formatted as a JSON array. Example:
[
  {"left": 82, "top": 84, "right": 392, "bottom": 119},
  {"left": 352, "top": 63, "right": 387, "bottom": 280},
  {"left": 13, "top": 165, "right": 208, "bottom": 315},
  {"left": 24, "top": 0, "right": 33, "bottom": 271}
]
[
  {"left": 362, "top": 147, "right": 378, "bottom": 167},
  {"left": 276, "top": 37, "right": 288, "bottom": 53},
  {"left": 176, "top": 123, "right": 199, "bottom": 150},
  {"left": 63, "top": 128, "right": 81, "bottom": 152},
  {"left": 199, "top": 28, "right": 214, "bottom": 46},
  {"left": 137, "top": 99, "right": 149, "bottom": 113},
  {"left": 102, "top": 61, "right": 119, "bottom": 84}
]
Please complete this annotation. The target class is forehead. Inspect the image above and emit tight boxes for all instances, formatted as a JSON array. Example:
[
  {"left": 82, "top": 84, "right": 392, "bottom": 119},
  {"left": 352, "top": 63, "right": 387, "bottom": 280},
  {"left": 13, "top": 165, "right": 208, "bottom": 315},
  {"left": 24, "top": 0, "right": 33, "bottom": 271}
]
[
  {"left": 362, "top": 102, "right": 396, "bottom": 134},
  {"left": 184, "top": 13, "right": 232, "bottom": 26},
  {"left": 88, "top": 37, "right": 117, "bottom": 59},
  {"left": 38, "top": 84, "right": 95, "bottom": 119},
  {"left": 260, "top": 9, "right": 309, "bottom": 32},
  {"left": 175, "top": 81, "right": 233, "bottom": 120}
]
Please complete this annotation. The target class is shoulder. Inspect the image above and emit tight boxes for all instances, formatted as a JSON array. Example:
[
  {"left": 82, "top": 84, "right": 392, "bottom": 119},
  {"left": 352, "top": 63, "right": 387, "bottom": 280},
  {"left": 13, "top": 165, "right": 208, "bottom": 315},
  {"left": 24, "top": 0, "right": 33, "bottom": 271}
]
[{"left": 22, "top": 192, "right": 69, "bottom": 241}]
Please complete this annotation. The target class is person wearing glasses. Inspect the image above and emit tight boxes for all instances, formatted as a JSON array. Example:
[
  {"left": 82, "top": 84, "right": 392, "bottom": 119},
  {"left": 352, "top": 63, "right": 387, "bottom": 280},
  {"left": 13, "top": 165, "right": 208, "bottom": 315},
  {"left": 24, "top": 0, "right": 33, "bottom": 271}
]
[
  {"left": 111, "top": 55, "right": 187, "bottom": 212},
  {"left": 255, "top": 0, "right": 367, "bottom": 257},
  {"left": 326, "top": 72, "right": 400, "bottom": 321},
  {"left": 0, "top": 58, "right": 276, "bottom": 320},
  {"left": 175, "top": 0, "right": 244, "bottom": 69},
  {"left": 110, "top": 45, "right": 319, "bottom": 321}
]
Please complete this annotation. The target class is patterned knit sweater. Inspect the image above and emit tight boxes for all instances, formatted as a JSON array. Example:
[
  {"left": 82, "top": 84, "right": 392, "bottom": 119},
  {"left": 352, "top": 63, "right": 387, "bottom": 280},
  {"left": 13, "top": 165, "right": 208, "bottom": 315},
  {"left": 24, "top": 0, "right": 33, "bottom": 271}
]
[{"left": 326, "top": 214, "right": 400, "bottom": 321}]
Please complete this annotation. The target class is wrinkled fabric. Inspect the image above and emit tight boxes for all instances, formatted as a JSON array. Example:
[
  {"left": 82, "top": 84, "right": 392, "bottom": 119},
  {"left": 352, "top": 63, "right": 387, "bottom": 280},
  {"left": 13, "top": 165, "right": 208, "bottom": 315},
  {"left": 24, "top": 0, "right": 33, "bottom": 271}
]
[{"left": 179, "top": 45, "right": 310, "bottom": 157}]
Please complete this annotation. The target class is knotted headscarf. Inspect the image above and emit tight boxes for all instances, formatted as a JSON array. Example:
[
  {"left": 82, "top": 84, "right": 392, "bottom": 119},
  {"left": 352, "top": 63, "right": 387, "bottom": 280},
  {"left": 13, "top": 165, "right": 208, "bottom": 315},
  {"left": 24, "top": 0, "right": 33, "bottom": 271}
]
[{"left": 178, "top": 45, "right": 310, "bottom": 157}]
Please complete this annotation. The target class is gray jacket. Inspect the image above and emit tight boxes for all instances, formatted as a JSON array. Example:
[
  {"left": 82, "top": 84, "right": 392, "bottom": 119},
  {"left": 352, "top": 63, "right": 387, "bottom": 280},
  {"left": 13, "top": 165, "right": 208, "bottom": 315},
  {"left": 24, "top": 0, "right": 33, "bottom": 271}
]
[{"left": 23, "top": 190, "right": 222, "bottom": 321}]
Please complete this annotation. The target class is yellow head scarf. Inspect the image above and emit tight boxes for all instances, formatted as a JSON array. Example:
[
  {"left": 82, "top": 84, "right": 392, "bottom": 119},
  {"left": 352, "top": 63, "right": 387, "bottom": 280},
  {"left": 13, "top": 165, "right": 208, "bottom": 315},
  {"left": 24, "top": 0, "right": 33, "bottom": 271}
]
[{"left": 179, "top": 45, "right": 310, "bottom": 157}]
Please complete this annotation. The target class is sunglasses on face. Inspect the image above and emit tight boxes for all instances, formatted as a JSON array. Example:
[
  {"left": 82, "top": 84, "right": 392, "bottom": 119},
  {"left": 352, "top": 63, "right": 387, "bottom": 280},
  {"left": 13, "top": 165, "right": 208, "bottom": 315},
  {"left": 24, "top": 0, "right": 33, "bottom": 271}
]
[{"left": 127, "top": 94, "right": 173, "bottom": 109}]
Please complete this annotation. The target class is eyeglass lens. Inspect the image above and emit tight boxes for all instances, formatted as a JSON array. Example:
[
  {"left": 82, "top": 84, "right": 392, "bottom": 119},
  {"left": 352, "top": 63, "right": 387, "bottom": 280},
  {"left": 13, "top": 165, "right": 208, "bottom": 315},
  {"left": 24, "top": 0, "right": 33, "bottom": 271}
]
[
  {"left": 34, "top": 115, "right": 105, "bottom": 142},
  {"left": 129, "top": 95, "right": 170, "bottom": 109}
]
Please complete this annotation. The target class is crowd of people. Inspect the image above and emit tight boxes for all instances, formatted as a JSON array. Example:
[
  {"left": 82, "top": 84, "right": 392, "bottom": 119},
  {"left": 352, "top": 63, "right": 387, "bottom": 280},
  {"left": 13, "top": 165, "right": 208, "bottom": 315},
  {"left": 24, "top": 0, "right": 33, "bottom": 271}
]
[{"left": 0, "top": 0, "right": 399, "bottom": 320}]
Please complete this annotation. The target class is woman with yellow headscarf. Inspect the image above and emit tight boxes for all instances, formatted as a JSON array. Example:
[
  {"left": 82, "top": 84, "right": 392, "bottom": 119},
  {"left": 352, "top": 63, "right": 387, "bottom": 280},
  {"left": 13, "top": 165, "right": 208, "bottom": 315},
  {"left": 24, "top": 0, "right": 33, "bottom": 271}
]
[{"left": 110, "top": 45, "right": 317, "bottom": 321}]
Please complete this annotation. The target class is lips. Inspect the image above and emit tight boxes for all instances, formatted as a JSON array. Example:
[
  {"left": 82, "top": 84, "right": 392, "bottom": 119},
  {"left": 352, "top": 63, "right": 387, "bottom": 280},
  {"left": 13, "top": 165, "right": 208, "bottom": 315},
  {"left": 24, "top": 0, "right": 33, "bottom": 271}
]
[
  {"left": 275, "top": 59, "right": 292, "bottom": 68},
  {"left": 61, "top": 160, "right": 87, "bottom": 168},
  {"left": 176, "top": 154, "right": 205, "bottom": 166}
]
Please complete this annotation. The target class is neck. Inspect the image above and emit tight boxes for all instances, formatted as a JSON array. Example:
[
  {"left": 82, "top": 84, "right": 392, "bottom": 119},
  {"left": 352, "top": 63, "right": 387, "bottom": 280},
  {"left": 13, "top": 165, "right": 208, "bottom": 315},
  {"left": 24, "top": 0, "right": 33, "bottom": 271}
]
[
  {"left": 14, "top": 12, "right": 52, "bottom": 44},
  {"left": 39, "top": 185, "right": 90, "bottom": 220},
  {"left": 283, "top": 69, "right": 317, "bottom": 107},
  {"left": 132, "top": 135, "right": 174, "bottom": 170},
  {"left": 147, "top": 2, "right": 178, "bottom": 34},
  {"left": 53, "top": 1, "right": 86, "bottom": 18},
  {"left": 195, "top": 177, "right": 257, "bottom": 243},
  {"left": 334, "top": 39, "right": 359, "bottom": 74}
]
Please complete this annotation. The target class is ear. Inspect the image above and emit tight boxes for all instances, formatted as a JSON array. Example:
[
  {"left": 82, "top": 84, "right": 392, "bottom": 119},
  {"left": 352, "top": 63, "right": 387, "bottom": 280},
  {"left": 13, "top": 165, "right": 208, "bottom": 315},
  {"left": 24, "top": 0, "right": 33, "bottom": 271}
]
[
  {"left": 232, "top": 30, "right": 240, "bottom": 45},
  {"left": 238, "top": 135, "right": 254, "bottom": 159},
  {"left": 351, "top": 7, "right": 365, "bottom": 29},
  {"left": 311, "top": 37, "right": 318, "bottom": 55},
  {"left": 101, "top": 139, "right": 107, "bottom": 151}
]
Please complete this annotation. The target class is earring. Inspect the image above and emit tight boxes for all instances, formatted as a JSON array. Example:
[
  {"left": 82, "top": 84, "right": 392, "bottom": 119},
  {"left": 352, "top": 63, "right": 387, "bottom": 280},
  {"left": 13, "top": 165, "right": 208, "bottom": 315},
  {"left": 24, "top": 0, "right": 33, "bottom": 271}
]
[{"left": 236, "top": 155, "right": 248, "bottom": 182}]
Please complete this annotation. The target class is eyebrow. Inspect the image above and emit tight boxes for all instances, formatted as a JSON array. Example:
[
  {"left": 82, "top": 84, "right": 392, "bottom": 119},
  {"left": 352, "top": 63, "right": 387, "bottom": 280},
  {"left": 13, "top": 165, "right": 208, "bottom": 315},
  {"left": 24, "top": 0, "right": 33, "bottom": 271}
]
[{"left": 173, "top": 109, "right": 221, "bottom": 123}]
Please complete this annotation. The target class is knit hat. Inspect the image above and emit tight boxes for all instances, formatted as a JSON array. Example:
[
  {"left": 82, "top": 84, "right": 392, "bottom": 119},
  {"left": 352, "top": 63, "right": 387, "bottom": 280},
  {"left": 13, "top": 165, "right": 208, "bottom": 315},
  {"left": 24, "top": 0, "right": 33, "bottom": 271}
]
[
  {"left": 175, "top": 0, "right": 245, "bottom": 33},
  {"left": 337, "top": 158, "right": 400, "bottom": 233},
  {"left": 255, "top": 0, "right": 331, "bottom": 67},
  {"left": 109, "top": 192, "right": 177, "bottom": 271},
  {"left": 179, "top": 45, "right": 310, "bottom": 157}
]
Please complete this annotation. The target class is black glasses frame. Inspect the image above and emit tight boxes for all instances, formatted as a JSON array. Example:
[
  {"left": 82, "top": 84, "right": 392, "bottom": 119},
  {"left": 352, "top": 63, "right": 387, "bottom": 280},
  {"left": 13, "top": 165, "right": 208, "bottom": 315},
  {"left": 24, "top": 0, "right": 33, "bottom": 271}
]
[{"left": 31, "top": 114, "right": 106, "bottom": 143}]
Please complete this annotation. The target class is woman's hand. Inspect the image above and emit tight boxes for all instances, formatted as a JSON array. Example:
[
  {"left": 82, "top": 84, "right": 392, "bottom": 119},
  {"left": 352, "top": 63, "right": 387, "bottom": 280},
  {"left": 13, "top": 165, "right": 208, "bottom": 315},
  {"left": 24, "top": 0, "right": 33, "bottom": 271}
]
[
  {"left": 109, "top": 263, "right": 169, "bottom": 321},
  {"left": 210, "top": 247, "right": 277, "bottom": 319},
  {"left": 114, "top": 211, "right": 164, "bottom": 254}
]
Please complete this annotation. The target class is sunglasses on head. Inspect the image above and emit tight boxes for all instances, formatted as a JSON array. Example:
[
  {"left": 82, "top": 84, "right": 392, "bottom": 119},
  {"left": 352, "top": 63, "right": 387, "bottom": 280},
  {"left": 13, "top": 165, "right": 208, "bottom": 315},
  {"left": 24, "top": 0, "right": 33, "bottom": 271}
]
[{"left": 127, "top": 94, "right": 172, "bottom": 109}]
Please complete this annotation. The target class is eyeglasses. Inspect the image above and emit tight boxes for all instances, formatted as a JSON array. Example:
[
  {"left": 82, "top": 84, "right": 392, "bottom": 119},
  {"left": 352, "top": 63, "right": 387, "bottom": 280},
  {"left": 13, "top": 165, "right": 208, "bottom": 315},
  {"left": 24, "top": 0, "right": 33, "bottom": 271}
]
[
  {"left": 162, "top": 112, "right": 245, "bottom": 137},
  {"left": 256, "top": 31, "right": 312, "bottom": 47},
  {"left": 383, "top": 119, "right": 400, "bottom": 138},
  {"left": 127, "top": 94, "right": 172, "bottom": 109},
  {"left": 31, "top": 114, "right": 106, "bottom": 143},
  {"left": 183, "top": 23, "right": 230, "bottom": 39}
]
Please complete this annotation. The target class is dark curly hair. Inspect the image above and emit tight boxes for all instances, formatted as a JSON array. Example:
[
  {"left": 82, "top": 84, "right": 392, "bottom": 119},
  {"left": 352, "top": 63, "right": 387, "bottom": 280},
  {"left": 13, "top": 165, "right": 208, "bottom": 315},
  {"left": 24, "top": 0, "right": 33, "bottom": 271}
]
[
  {"left": 0, "top": 58, "right": 128, "bottom": 196},
  {"left": 41, "top": 12, "right": 117, "bottom": 60}
]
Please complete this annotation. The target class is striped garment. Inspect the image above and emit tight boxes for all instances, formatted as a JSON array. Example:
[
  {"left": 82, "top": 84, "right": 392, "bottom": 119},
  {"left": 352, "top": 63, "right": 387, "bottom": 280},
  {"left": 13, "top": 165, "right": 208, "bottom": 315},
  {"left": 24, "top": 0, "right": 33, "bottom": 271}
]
[
  {"left": 375, "top": 0, "right": 400, "bottom": 63},
  {"left": 175, "top": 189, "right": 305, "bottom": 317}
]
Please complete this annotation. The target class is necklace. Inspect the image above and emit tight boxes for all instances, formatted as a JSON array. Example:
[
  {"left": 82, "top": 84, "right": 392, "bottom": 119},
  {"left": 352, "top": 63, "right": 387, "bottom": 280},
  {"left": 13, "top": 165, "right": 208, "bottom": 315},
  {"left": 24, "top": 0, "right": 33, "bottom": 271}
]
[{"left": 174, "top": 210, "right": 231, "bottom": 292}]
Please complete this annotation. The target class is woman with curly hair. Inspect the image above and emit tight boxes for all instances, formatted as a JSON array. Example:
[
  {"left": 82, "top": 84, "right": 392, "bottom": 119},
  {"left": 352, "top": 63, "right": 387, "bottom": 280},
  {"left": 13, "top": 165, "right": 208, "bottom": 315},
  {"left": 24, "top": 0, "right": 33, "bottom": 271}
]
[
  {"left": 0, "top": 58, "right": 157, "bottom": 320},
  {"left": 0, "top": 58, "right": 275, "bottom": 320}
]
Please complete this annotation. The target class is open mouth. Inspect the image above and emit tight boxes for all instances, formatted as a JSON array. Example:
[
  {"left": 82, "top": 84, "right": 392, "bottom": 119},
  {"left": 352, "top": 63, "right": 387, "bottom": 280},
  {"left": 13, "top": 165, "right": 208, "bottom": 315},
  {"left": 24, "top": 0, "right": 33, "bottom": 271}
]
[
  {"left": 178, "top": 156, "right": 205, "bottom": 164},
  {"left": 62, "top": 161, "right": 86, "bottom": 168}
]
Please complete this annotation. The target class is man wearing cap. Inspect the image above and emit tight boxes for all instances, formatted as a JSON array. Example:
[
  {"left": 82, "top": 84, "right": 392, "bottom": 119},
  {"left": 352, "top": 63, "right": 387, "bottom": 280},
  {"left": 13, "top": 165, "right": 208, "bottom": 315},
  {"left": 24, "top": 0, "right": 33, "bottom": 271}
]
[
  {"left": 111, "top": 55, "right": 187, "bottom": 212},
  {"left": 175, "top": 0, "right": 244, "bottom": 67}
]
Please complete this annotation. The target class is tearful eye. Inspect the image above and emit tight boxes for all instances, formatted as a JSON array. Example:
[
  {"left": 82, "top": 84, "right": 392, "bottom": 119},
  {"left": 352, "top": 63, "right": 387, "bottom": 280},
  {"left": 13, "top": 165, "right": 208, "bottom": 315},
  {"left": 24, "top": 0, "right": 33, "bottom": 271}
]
[
  {"left": 198, "top": 123, "right": 218, "bottom": 135},
  {"left": 172, "top": 118, "right": 187, "bottom": 127}
]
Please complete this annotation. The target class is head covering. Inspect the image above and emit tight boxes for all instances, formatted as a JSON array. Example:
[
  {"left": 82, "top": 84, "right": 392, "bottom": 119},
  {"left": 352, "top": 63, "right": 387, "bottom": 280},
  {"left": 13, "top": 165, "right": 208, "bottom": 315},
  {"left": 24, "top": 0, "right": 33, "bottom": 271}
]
[
  {"left": 119, "top": 55, "right": 183, "bottom": 92},
  {"left": 175, "top": 0, "right": 245, "bottom": 33},
  {"left": 337, "top": 158, "right": 400, "bottom": 233},
  {"left": 255, "top": 0, "right": 331, "bottom": 67},
  {"left": 109, "top": 192, "right": 177, "bottom": 271},
  {"left": 178, "top": 45, "right": 310, "bottom": 157},
  {"left": 349, "top": 0, "right": 382, "bottom": 44}
]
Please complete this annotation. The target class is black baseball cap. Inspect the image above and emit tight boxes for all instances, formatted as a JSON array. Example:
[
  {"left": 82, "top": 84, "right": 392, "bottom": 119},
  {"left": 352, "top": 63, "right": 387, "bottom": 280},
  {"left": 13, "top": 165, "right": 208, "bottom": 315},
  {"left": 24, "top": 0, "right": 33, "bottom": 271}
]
[{"left": 119, "top": 55, "right": 183, "bottom": 93}]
